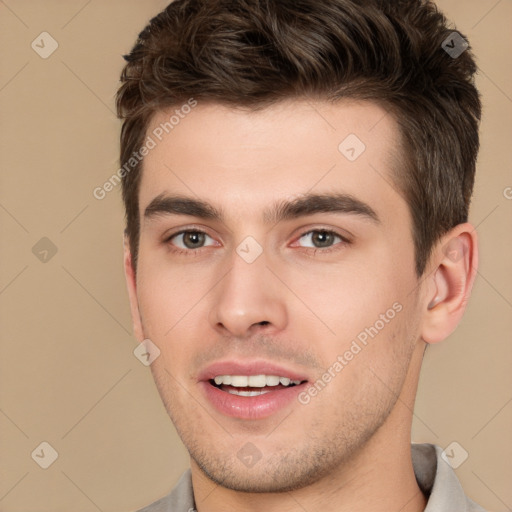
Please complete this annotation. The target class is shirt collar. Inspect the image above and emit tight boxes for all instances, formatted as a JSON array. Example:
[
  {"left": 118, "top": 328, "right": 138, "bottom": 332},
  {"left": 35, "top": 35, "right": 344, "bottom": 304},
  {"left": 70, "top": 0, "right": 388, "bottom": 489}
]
[{"left": 412, "top": 443, "right": 485, "bottom": 511}]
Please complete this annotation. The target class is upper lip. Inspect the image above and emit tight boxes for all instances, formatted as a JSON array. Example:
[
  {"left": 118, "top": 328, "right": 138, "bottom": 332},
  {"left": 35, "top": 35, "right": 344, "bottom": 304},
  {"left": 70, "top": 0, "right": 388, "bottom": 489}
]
[{"left": 198, "top": 360, "right": 309, "bottom": 383}]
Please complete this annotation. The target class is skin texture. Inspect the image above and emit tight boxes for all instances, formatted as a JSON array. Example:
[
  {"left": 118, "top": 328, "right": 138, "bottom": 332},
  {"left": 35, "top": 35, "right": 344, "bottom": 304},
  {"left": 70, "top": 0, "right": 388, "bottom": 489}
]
[{"left": 124, "top": 99, "right": 478, "bottom": 512}]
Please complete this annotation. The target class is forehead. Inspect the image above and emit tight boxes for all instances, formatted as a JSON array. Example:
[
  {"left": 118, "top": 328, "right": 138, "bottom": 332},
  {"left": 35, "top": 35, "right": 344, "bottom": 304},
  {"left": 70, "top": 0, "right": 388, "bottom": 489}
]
[{"left": 138, "top": 99, "right": 406, "bottom": 226}]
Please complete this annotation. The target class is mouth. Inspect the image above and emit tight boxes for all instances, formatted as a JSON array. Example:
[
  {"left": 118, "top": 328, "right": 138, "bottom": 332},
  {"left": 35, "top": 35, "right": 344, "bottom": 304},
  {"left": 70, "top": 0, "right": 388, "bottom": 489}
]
[
  {"left": 209, "top": 374, "right": 306, "bottom": 396},
  {"left": 199, "top": 362, "right": 309, "bottom": 420}
]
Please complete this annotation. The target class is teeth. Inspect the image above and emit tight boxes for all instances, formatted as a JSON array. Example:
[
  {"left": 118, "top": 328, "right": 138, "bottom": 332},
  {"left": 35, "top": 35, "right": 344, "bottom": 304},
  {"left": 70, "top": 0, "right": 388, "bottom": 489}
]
[
  {"left": 266, "top": 375, "right": 280, "bottom": 386},
  {"left": 212, "top": 375, "right": 302, "bottom": 387},
  {"left": 248, "top": 375, "right": 266, "bottom": 387},
  {"left": 231, "top": 375, "right": 248, "bottom": 387},
  {"left": 227, "top": 389, "right": 271, "bottom": 397}
]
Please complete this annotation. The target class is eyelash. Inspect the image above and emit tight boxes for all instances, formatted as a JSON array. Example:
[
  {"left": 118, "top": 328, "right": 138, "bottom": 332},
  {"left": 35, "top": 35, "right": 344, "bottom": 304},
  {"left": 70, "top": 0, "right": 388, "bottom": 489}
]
[{"left": 164, "top": 228, "right": 351, "bottom": 256}]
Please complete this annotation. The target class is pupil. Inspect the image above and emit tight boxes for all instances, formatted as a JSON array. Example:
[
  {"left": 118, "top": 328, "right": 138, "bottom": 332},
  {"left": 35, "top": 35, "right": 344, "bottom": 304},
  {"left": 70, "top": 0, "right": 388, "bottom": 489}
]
[
  {"left": 184, "top": 232, "right": 204, "bottom": 248},
  {"left": 313, "top": 231, "right": 333, "bottom": 248}
]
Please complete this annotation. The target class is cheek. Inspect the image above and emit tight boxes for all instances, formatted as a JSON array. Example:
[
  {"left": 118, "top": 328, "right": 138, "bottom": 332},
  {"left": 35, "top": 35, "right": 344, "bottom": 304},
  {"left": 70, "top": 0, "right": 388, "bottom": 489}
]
[
  {"left": 313, "top": 306, "right": 417, "bottom": 417},
  {"left": 135, "top": 253, "right": 222, "bottom": 376},
  {"left": 286, "top": 256, "right": 408, "bottom": 345},
  {"left": 136, "top": 256, "right": 205, "bottom": 338}
]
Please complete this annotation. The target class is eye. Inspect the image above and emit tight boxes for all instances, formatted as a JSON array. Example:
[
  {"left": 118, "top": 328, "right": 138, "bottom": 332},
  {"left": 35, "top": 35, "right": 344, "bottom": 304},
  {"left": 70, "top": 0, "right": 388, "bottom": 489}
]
[
  {"left": 296, "top": 229, "right": 347, "bottom": 250},
  {"left": 167, "top": 230, "right": 217, "bottom": 250}
]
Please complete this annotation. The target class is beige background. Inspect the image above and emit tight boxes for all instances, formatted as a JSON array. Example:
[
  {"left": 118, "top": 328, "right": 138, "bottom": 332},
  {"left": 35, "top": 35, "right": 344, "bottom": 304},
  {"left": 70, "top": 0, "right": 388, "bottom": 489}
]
[{"left": 0, "top": 1, "right": 510, "bottom": 511}]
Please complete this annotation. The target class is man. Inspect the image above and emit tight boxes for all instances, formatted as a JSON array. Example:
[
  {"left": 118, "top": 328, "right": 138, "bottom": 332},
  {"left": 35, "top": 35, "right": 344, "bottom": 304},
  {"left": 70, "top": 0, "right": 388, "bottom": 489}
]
[{"left": 117, "top": 0, "right": 485, "bottom": 510}]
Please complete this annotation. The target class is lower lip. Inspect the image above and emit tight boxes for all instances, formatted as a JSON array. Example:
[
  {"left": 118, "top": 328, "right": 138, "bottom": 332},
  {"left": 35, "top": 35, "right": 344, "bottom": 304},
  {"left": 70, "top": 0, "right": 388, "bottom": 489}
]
[{"left": 200, "top": 381, "right": 307, "bottom": 420}]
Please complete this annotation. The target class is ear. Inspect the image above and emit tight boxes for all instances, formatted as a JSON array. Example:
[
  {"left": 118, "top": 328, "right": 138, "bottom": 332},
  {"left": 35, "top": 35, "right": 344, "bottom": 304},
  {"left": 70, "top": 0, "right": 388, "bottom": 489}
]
[
  {"left": 124, "top": 233, "right": 144, "bottom": 342},
  {"left": 421, "top": 223, "right": 479, "bottom": 344}
]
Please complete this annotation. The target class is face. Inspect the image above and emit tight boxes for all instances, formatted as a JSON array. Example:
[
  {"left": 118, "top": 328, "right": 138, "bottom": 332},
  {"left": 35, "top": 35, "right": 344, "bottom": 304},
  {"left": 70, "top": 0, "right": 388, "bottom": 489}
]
[{"left": 127, "top": 99, "right": 426, "bottom": 492}]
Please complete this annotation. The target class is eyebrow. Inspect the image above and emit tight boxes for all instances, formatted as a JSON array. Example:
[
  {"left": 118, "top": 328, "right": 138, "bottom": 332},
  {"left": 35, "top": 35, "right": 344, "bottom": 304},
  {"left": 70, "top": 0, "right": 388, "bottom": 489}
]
[{"left": 144, "top": 192, "right": 380, "bottom": 225}]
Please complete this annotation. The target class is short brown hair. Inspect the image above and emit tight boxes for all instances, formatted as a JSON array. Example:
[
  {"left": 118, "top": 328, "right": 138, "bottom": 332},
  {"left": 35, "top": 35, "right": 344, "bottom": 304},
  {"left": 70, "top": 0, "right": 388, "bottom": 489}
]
[{"left": 116, "top": 0, "right": 481, "bottom": 277}]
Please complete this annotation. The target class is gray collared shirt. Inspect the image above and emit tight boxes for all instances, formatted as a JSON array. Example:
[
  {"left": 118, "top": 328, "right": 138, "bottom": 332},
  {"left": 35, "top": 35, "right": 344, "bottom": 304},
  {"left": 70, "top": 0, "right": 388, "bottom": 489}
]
[{"left": 136, "top": 443, "right": 487, "bottom": 511}]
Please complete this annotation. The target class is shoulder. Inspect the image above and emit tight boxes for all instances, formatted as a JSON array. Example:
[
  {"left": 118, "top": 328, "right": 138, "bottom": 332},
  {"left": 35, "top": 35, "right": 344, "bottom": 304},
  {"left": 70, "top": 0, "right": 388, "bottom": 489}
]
[{"left": 135, "top": 469, "right": 195, "bottom": 512}]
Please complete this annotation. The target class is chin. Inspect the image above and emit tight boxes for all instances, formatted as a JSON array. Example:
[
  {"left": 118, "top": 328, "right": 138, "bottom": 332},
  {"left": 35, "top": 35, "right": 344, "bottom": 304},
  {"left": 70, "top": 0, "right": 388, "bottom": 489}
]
[{"left": 189, "top": 442, "right": 347, "bottom": 494}]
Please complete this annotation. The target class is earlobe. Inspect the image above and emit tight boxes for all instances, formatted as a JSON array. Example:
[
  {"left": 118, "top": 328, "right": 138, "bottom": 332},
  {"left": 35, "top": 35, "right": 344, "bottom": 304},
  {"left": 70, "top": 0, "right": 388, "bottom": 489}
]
[
  {"left": 421, "top": 224, "right": 478, "bottom": 344},
  {"left": 123, "top": 235, "right": 145, "bottom": 342}
]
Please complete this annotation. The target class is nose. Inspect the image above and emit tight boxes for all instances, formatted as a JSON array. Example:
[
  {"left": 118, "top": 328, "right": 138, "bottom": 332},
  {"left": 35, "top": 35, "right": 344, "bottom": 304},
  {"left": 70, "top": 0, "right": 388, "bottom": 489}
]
[{"left": 208, "top": 248, "right": 288, "bottom": 338}]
